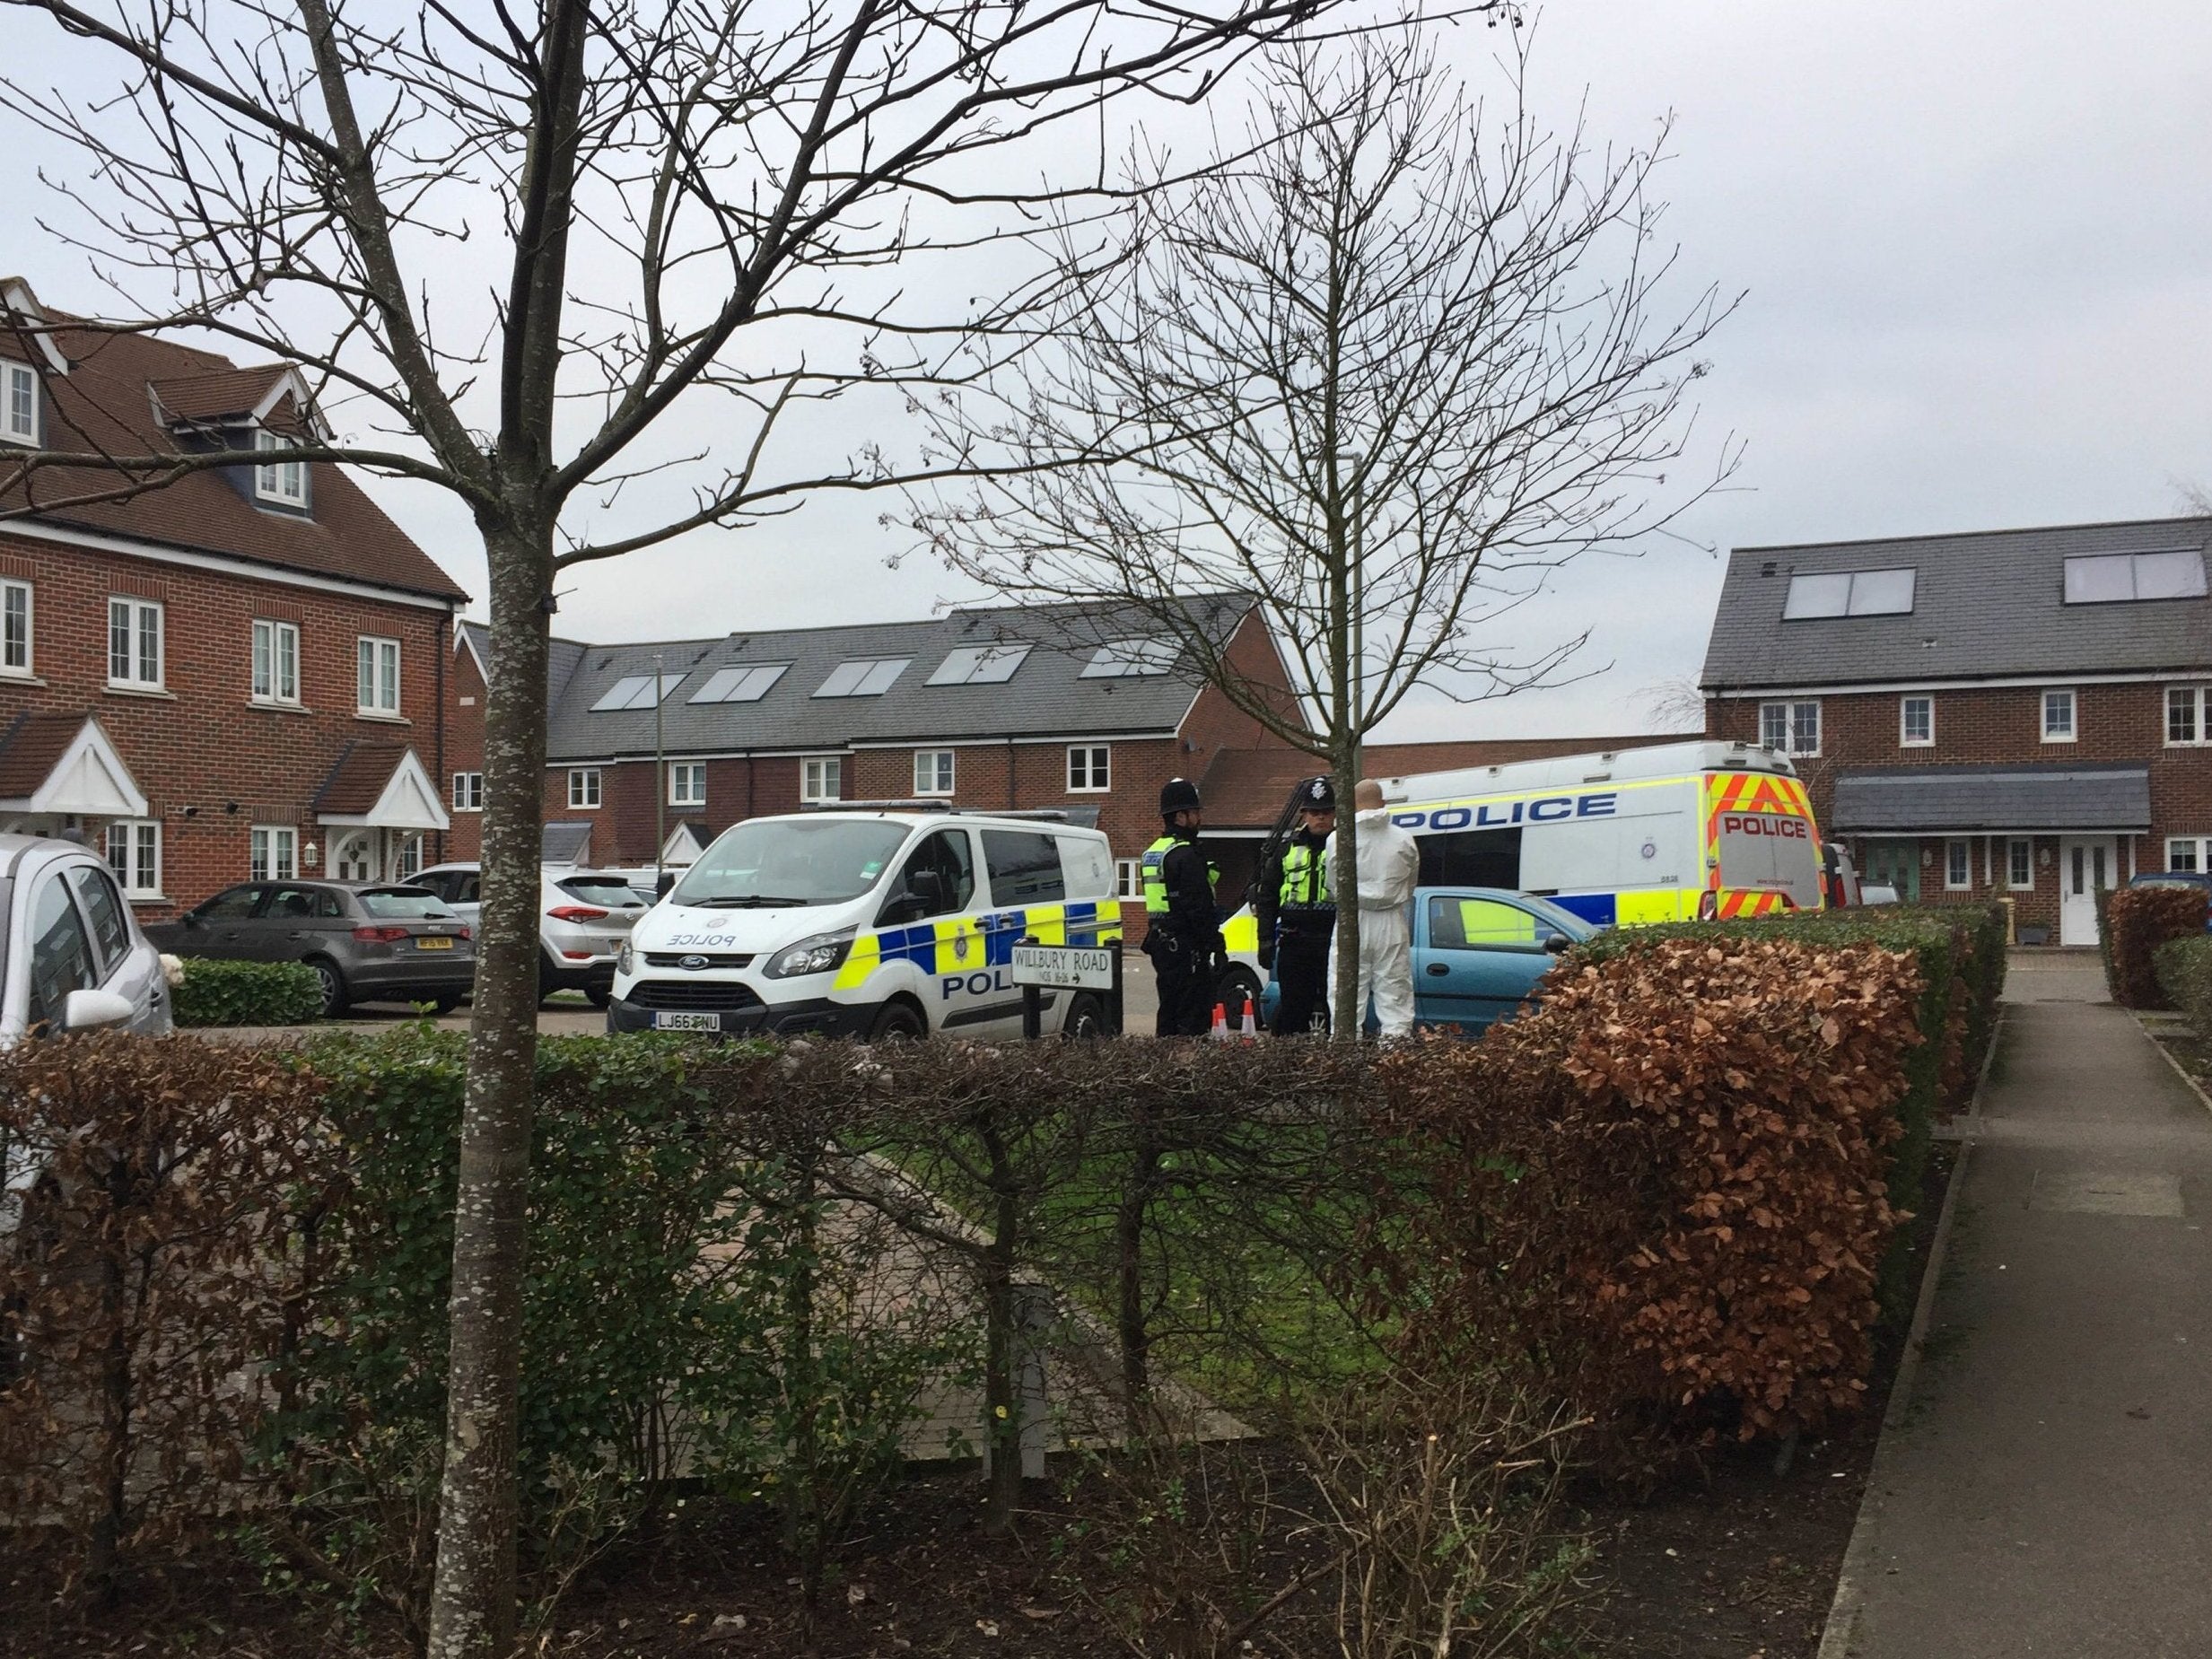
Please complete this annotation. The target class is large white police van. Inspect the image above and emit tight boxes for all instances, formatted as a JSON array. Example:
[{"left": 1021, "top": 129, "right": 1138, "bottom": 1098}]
[{"left": 607, "top": 806, "right": 1121, "bottom": 1040}]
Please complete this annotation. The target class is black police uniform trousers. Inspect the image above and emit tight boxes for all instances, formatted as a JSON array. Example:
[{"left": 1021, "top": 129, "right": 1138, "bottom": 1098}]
[
  {"left": 1147, "top": 926, "right": 1217, "bottom": 1036},
  {"left": 1271, "top": 916, "right": 1333, "bottom": 1036}
]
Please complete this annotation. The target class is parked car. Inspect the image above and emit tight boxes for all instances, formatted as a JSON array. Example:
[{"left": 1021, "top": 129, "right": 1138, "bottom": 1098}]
[
  {"left": 1261, "top": 886, "right": 1595, "bottom": 1035},
  {"left": 145, "top": 880, "right": 473, "bottom": 1017},
  {"left": 411, "top": 863, "right": 650, "bottom": 1006},
  {"left": 0, "top": 833, "right": 173, "bottom": 1043},
  {"left": 2128, "top": 871, "right": 2212, "bottom": 892}
]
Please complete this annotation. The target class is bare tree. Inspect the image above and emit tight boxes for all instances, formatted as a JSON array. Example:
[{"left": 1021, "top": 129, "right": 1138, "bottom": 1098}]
[
  {"left": 911, "top": 23, "right": 1734, "bottom": 1034},
  {"left": 0, "top": 1, "right": 1367, "bottom": 1650}
]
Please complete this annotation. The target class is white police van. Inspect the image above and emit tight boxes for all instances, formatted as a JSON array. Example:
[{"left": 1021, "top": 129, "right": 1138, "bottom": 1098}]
[{"left": 606, "top": 806, "right": 1121, "bottom": 1040}]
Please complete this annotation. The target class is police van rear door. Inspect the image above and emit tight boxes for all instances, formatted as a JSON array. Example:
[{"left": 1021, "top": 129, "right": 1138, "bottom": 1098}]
[{"left": 1714, "top": 799, "right": 1823, "bottom": 910}]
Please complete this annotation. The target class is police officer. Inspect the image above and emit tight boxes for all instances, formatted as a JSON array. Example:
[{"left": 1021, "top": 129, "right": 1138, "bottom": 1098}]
[
  {"left": 1140, "top": 777, "right": 1221, "bottom": 1036},
  {"left": 1256, "top": 775, "right": 1336, "bottom": 1035}
]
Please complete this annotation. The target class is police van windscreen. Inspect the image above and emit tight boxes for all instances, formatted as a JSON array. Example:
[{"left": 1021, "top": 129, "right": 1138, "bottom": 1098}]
[{"left": 672, "top": 819, "right": 911, "bottom": 908}]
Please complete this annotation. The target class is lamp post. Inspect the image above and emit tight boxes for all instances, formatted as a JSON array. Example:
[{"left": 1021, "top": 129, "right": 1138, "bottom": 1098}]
[{"left": 653, "top": 651, "right": 666, "bottom": 899}]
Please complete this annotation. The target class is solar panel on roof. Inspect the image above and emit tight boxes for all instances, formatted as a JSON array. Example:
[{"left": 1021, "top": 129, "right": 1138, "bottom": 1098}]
[
  {"left": 814, "top": 658, "right": 910, "bottom": 697},
  {"left": 590, "top": 672, "right": 684, "bottom": 712},
  {"left": 690, "top": 663, "right": 790, "bottom": 703},
  {"left": 1080, "top": 638, "right": 1177, "bottom": 677},
  {"left": 927, "top": 643, "right": 1031, "bottom": 685}
]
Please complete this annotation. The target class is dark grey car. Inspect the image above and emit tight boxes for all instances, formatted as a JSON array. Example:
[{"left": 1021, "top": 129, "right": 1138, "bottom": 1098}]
[{"left": 146, "top": 880, "right": 475, "bottom": 1017}]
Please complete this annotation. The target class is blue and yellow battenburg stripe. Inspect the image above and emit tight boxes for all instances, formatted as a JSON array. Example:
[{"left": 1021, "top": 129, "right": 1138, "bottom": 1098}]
[{"left": 833, "top": 900, "right": 1122, "bottom": 991}]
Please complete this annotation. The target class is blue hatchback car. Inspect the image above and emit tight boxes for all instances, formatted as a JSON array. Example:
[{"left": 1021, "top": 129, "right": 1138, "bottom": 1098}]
[{"left": 1262, "top": 886, "right": 1596, "bottom": 1035}]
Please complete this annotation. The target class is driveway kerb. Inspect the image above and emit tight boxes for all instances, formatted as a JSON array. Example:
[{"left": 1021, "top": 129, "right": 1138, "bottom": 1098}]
[
  {"left": 2133, "top": 1012, "right": 2212, "bottom": 1120},
  {"left": 1814, "top": 1003, "right": 2005, "bottom": 1659}
]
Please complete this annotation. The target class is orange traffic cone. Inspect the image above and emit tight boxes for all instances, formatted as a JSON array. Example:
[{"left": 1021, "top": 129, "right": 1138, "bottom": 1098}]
[
  {"left": 1209, "top": 1001, "right": 1230, "bottom": 1041},
  {"left": 1239, "top": 993, "right": 1259, "bottom": 1040}
]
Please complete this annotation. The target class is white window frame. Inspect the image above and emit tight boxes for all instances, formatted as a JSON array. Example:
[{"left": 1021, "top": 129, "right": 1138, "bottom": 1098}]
[
  {"left": 249, "top": 824, "right": 298, "bottom": 882},
  {"left": 800, "top": 755, "right": 842, "bottom": 805},
  {"left": 3, "top": 361, "right": 38, "bottom": 445},
  {"left": 1944, "top": 838, "right": 1972, "bottom": 892},
  {"left": 1, "top": 578, "right": 31, "bottom": 676},
  {"left": 254, "top": 427, "right": 307, "bottom": 506},
  {"left": 567, "top": 768, "right": 602, "bottom": 810},
  {"left": 2165, "top": 836, "right": 2208, "bottom": 875},
  {"left": 913, "top": 749, "right": 955, "bottom": 797},
  {"left": 669, "top": 761, "right": 706, "bottom": 807},
  {"left": 2007, "top": 836, "right": 2034, "bottom": 891},
  {"left": 1115, "top": 857, "right": 1142, "bottom": 902},
  {"left": 2041, "top": 687, "right": 2076, "bottom": 744},
  {"left": 356, "top": 634, "right": 401, "bottom": 716},
  {"left": 1900, "top": 694, "right": 1934, "bottom": 748},
  {"left": 451, "top": 771, "right": 484, "bottom": 812},
  {"left": 2165, "top": 685, "right": 2210, "bottom": 747},
  {"left": 105, "top": 819, "right": 162, "bottom": 899},
  {"left": 251, "top": 618, "right": 301, "bottom": 705},
  {"left": 1759, "top": 699, "right": 1821, "bottom": 758},
  {"left": 107, "top": 596, "right": 163, "bottom": 690},
  {"left": 1067, "top": 744, "right": 1112, "bottom": 792}
]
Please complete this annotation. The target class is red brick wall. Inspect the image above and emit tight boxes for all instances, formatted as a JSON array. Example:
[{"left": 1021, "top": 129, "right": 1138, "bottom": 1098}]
[
  {"left": 1709, "top": 681, "right": 2212, "bottom": 931},
  {"left": 443, "top": 634, "right": 486, "bottom": 860},
  {"left": 0, "top": 533, "right": 454, "bottom": 916}
]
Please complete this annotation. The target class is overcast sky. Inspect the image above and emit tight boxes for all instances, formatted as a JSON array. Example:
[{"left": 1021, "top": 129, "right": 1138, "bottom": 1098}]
[{"left": 8, "top": 1, "right": 2210, "bottom": 742}]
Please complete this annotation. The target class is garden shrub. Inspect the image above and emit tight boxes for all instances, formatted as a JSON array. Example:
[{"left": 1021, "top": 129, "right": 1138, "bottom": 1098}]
[
  {"left": 170, "top": 956, "right": 326, "bottom": 1027},
  {"left": 2100, "top": 885, "right": 2208, "bottom": 1008},
  {"left": 2154, "top": 934, "right": 2212, "bottom": 1036},
  {"left": 1373, "top": 937, "right": 1923, "bottom": 1451}
]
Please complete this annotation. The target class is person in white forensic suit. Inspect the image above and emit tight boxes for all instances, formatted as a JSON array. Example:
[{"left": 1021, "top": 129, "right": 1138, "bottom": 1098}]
[{"left": 1326, "top": 779, "right": 1421, "bottom": 1037}]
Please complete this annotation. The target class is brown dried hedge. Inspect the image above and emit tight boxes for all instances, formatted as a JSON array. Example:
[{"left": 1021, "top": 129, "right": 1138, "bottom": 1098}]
[
  {"left": 1371, "top": 936, "right": 1923, "bottom": 1447},
  {"left": 2100, "top": 884, "right": 2209, "bottom": 1008}
]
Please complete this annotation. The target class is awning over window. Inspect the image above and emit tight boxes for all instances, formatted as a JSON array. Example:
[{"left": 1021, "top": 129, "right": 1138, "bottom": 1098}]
[
  {"left": 543, "top": 820, "right": 594, "bottom": 867},
  {"left": 312, "top": 741, "right": 450, "bottom": 832},
  {"left": 1832, "top": 764, "right": 2149, "bottom": 834},
  {"left": 0, "top": 712, "right": 148, "bottom": 816}
]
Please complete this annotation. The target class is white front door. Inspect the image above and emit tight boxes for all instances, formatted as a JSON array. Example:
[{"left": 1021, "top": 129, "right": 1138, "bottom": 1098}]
[{"left": 2059, "top": 835, "right": 2116, "bottom": 947}]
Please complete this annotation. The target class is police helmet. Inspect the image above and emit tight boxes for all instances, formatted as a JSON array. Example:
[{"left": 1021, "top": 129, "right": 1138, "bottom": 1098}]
[
  {"left": 1298, "top": 776, "right": 1336, "bottom": 813},
  {"left": 1159, "top": 777, "right": 1202, "bottom": 816}
]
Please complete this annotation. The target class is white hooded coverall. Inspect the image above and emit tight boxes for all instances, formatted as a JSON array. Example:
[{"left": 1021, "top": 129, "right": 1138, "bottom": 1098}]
[{"left": 1326, "top": 808, "right": 1421, "bottom": 1037}]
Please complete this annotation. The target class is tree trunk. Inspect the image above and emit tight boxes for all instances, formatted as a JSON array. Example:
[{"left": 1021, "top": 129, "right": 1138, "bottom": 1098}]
[{"left": 426, "top": 520, "right": 553, "bottom": 1659}]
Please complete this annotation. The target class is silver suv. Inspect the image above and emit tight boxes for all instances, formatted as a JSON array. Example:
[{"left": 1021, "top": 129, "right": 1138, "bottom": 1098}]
[
  {"left": 0, "top": 833, "right": 172, "bottom": 1043},
  {"left": 412, "top": 863, "right": 650, "bottom": 1007}
]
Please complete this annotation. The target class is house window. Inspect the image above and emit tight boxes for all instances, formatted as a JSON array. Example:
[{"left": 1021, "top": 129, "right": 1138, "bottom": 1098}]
[
  {"left": 2007, "top": 837, "right": 2033, "bottom": 891},
  {"left": 251, "top": 619, "right": 300, "bottom": 704},
  {"left": 669, "top": 761, "right": 706, "bottom": 807},
  {"left": 356, "top": 635, "right": 400, "bottom": 714},
  {"left": 254, "top": 428, "right": 307, "bottom": 506},
  {"left": 1945, "top": 839, "right": 1972, "bottom": 891},
  {"left": 914, "top": 749, "right": 955, "bottom": 796},
  {"left": 3, "top": 361, "right": 37, "bottom": 444},
  {"left": 105, "top": 820, "right": 162, "bottom": 898},
  {"left": 1759, "top": 700, "right": 1820, "bottom": 757},
  {"left": 107, "top": 597, "right": 162, "bottom": 689},
  {"left": 2041, "top": 687, "right": 2076, "bottom": 742},
  {"left": 1, "top": 579, "right": 30, "bottom": 675},
  {"left": 2167, "top": 685, "right": 2209, "bottom": 747},
  {"left": 568, "top": 768, "right": 602, "bottom": 810},
  {"left": 800, "top": 755, "right": 843, "bottom": 804},
  {"left": 451, "top": 772, "right": 484, "bottom": 811},
  {"left": 1115, "top": 857, "right": 1142, "bottom": 902},
  {"left": 250, "top": 825, "right": 298, "bottom": 882},
  {"left": 1067, "top": 744, "right": 1112, "bottom": 791},
  {"left": 1900, "top": 695, "right": 1934, "bottom": 747},
  {"left": 2167, "top": 837, "right": 2210, "bottom": 875}
]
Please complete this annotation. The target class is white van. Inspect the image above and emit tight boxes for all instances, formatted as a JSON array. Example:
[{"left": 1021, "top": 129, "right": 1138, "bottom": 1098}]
[{"left": 607, "top": 807, "right": 1122, "bottom": 1041}]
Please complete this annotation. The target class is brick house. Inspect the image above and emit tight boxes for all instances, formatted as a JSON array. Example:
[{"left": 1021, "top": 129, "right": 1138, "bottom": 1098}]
[
  {"left": 0, "top": 280, "right": 468, "bottom": 916},
  {"left": 1701, "top": 516, "right": 2212, "bottom": 945},
  {"left": 485, "top": 598, "right": 1304, "bottom": 939}
]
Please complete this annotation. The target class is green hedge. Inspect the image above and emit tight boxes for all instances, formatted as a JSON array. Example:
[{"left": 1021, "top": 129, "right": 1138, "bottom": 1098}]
[
  {"left": 1569, "top": 902, "right": 2008, "bottom": 1311},
  {"left": 170, "top": 957, "right": 326, "bottom": 1027},
  {"left": 2155, "top": 935, "right": 2212, "bottom": 1036}
]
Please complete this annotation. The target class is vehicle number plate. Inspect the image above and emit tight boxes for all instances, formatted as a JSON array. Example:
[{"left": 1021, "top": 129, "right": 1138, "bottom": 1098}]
[
  {"left": 653, "top": 1011, "right": 720, "bottom": 1032},
  {"left": 415, "top": 936, "right": 455, "bottom": 950}
]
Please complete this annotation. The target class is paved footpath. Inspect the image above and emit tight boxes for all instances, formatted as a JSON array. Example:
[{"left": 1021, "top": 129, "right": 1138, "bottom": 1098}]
[{"left": 1833, "top": 952, "right": 2212, "bottom": 1656}]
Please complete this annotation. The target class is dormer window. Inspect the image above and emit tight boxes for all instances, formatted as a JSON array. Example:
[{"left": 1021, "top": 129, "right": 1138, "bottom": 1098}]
[
  {"left": 255, "top": 427, "right": 307, "bottom": 507},
  {"left": 3, "top": 361, "right": 37, "bottom": 445}
]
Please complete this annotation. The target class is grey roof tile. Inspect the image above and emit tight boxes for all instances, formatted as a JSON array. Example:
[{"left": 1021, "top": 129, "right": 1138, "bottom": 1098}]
[
  {"left": 540, "top": 597, "right": 1251, "bottom": 762},
  {"left": 1700, "top": 516, "right": 2212, "bottom": 690},
  {"left": 1831, "top": 762, "right": 2150, "bottom": 833}
]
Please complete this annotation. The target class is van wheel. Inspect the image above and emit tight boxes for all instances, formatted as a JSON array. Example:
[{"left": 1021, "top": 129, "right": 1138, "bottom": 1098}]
[
  {"left": 868, "top": 1001, "right": 926, "bottom": 1042},
  {"left": 1062, "top": 992, "right": 1108, "bottom": 1040},
  {"left": 308, "top": 957, "right": 348, "bottom": 1019},
  {"left": 585, "top": 985, "right": 611, "bottom": 1009},
  {"left": 1215, "top": 965, "right": 1262, "bottom": 1024}
]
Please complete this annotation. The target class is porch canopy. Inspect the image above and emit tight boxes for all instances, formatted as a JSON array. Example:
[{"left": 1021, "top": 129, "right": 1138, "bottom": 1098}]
[
  {"left": 312, "top": 741, "right": 450, "bottom": 831},
  {"left": 1832, "top": 763, "right": 2150, "bottom": 835},
  {"left": 0, "top": 712, "right": 148, "bottom": 817}
]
